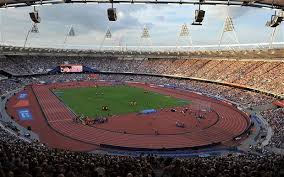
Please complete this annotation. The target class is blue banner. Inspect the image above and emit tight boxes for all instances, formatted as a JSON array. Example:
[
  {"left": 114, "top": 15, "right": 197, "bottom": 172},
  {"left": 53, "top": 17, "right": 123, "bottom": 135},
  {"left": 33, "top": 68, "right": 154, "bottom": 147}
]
[
  {"left": 18, "top": 92, "right": 28, "bottom": 100},
  {"left": 17, "top": 109, "right": 32, "bottom": 120}
]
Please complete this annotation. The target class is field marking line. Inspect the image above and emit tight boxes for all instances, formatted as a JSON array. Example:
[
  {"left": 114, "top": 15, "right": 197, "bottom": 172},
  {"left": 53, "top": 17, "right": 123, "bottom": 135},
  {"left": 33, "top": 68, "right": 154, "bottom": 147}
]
[{"left": 48, "top": 118, "right": 73, "bottom": 123}]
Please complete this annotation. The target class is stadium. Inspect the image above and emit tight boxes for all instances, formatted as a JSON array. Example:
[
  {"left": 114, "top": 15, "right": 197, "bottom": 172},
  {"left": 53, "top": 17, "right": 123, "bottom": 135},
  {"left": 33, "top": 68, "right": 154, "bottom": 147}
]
[{"left": 0, "top": 0, "right": 284, "bottom": 176}]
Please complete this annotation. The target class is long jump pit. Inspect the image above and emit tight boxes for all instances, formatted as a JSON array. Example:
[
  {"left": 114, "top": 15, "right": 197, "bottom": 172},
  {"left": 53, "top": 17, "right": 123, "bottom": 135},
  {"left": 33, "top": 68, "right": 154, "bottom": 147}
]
[{"left": 6, "top": 81, "right": 251, "bottom": 152}]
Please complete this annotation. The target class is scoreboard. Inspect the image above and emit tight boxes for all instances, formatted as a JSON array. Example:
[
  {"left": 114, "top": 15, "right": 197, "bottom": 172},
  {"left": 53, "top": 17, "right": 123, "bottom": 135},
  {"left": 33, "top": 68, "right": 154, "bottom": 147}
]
[{"left": 60, "top": 65, "right": 83, "bottom": 73}]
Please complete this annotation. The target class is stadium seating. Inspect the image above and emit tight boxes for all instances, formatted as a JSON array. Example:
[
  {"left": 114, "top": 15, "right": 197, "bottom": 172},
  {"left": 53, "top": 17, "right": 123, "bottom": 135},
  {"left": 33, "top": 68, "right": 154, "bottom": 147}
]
[
  {"left": 1, "top": 55, "right": 283, "bottom": 95},
  {"left": 0, "top": 52, "right": 284, "bottom": 177}
]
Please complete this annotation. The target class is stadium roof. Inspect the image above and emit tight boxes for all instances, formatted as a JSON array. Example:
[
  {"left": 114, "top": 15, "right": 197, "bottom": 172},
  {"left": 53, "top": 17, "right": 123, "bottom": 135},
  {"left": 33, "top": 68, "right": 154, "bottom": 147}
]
[{"left": 0, "top": 0, "right": 283, "bottom": 9}]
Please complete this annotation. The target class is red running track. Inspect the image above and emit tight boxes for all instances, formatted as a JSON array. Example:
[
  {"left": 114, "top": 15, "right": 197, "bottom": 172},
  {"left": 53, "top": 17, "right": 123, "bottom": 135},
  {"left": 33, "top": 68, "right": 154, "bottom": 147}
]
[
  {"left": 6, "top": 85, "right": 98, "bottom": 151},
  {"left": 15, "top": 81, "right": 250, "bottom": 150}
]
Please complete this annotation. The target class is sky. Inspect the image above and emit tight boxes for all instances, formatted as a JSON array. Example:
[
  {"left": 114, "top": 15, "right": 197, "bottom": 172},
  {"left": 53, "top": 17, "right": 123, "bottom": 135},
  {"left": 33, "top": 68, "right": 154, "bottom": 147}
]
[{"left": 0, "top": 3, "right": 283, "bottom": 49}]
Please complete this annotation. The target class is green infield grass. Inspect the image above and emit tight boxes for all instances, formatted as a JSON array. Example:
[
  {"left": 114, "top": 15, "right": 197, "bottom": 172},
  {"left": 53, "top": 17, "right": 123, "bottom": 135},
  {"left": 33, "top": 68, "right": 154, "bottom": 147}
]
[{"left": 54, "top": 85, "right": 190, "bottom": 118}]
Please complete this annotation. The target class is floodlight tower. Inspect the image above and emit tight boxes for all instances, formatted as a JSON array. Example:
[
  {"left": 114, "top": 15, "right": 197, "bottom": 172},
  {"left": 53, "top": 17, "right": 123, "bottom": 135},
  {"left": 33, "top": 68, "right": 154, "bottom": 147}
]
[
  {"left": 139, "top": 25, "right": 152, "bottom": 52},
  {"left": 23, "top": 23, "right": 39, "bottom": 48},
  {"left": 63, "top": 25, "right": 76, "bottom": 48},
  {"left": 266, "top": 10, "right": 284, "bottom": 49},
  {"left": 176, "top": 23, "right": 193, "bottom": 52},
  {"left": 115, "top": 35, "right": 125, "bottom": 52},
  {"left": 99, "top": 27, "right": 114, "bottom": 51},
  {"left": 24, "top": 7, "right": 41, "bottom": 48},
  {"left": 218, "top": 8, "right": 240, "bottom": 51}
]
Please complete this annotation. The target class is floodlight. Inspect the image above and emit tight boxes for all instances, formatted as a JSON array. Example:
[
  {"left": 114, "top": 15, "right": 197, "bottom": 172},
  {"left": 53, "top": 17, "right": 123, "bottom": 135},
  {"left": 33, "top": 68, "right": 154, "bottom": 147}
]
[
  {"left": 192, "top": 1, "right": 205, "bottom": 25},
  {"left": 266, "top": 11, "right": 283, "bottom": 28},
  {"left": 107, "top": 0, "right": 117, "bottom": 21},
  {"left": 108, "top": 8, "right": 117, "bottom": 21},
  {"left": 195, "top": 10, "right": 205, "bottom": 23},
  {"left": 29, "top": 8, "right": 41, "bottom": 23}
]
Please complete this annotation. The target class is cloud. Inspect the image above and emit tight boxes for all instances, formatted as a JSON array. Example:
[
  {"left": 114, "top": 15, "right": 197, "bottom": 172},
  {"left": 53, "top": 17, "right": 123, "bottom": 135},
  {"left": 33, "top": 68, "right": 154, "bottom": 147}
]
[
  {"left": 203, "top": 5, "right": 251, "bottom": 20},
  {"left": 38, "top": 4, "right": 142, "bottom": 32},
  {"left": 0, "top": 4, "right": 282, "bottom": 48}
]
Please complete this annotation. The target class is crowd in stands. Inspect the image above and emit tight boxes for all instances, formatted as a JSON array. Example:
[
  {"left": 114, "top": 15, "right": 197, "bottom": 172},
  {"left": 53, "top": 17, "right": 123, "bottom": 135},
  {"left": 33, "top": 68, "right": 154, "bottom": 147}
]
[
  {"left": 0, "top": 74, "right": 87, "bottom": 96},
  {"left": 261, "top": 108, "right": 284, "bottom": 149},
  {"left": 0, "top": 55, "right": 284, "bottom": 176},
  {"left": 0, "top": 55, "right": 283, "bottom": 95},
  {"left": 0, "top": 74, "right": 7, "bottom": 81},
  {"left": 0, "top": 79, "right": 26, "bottom": 96},
  {"left": 0, "top": 73, "right": 276, "bottom": 108},
  {"left": 0, "top": 126, "right": 284, "bottom": 177}
]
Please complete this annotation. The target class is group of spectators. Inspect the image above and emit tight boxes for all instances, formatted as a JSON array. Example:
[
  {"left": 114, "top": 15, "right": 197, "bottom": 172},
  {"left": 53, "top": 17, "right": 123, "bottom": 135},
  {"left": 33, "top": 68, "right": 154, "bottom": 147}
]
[
  {"left": 0, "top": 126, "right": 284, "bottom": 177},
  {"left": 0, "top": 73, "right": 276, "bottom": 108},
  {"left": 0, "top": 54, "right": 284, "bottom": 177},
  {"left": 261, "top": 108, "right": 284, "bottom": 149},
  {"left": 0, "top": 55, "right": 283, "bottom": 95},
  {"left": 0, "top": 74, "right": 88, "bottom": 96},
  {"left": 0, "top": 74, "right": 7, "bottom": 80}
]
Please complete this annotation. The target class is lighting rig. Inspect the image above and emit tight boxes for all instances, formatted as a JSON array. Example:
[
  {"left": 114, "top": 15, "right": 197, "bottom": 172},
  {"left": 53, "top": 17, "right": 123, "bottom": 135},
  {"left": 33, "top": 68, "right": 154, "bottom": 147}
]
[
  {"left": 192, "top": 0, "right": 205, "bottom": 25},
  {"left": 266, "top": 11, "right": 284, "bottom": 28},
  {"left": 24, "top": 7, "right": 41, "bottom": 48},
  {"left": 267, "top": 10, "right": 284, "bottom": 48},
  {"left": 107, "top": 0, "right": 117, "bottom": 21},
  {"left": 29, "top": 7, "right": 41, "bottom": 24}
]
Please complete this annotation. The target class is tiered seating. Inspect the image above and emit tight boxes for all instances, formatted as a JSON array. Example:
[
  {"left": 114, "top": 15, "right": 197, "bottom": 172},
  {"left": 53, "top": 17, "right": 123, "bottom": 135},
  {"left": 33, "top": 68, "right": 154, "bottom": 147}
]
[{"left": 3, "top": 55, "right": 283, "bottom": 95}]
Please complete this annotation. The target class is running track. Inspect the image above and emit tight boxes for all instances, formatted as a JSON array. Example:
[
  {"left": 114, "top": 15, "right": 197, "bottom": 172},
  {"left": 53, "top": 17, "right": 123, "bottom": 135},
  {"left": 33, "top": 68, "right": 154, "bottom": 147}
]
[{"left": 19, "top": 81, "right": 251, "bottom": 150}]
